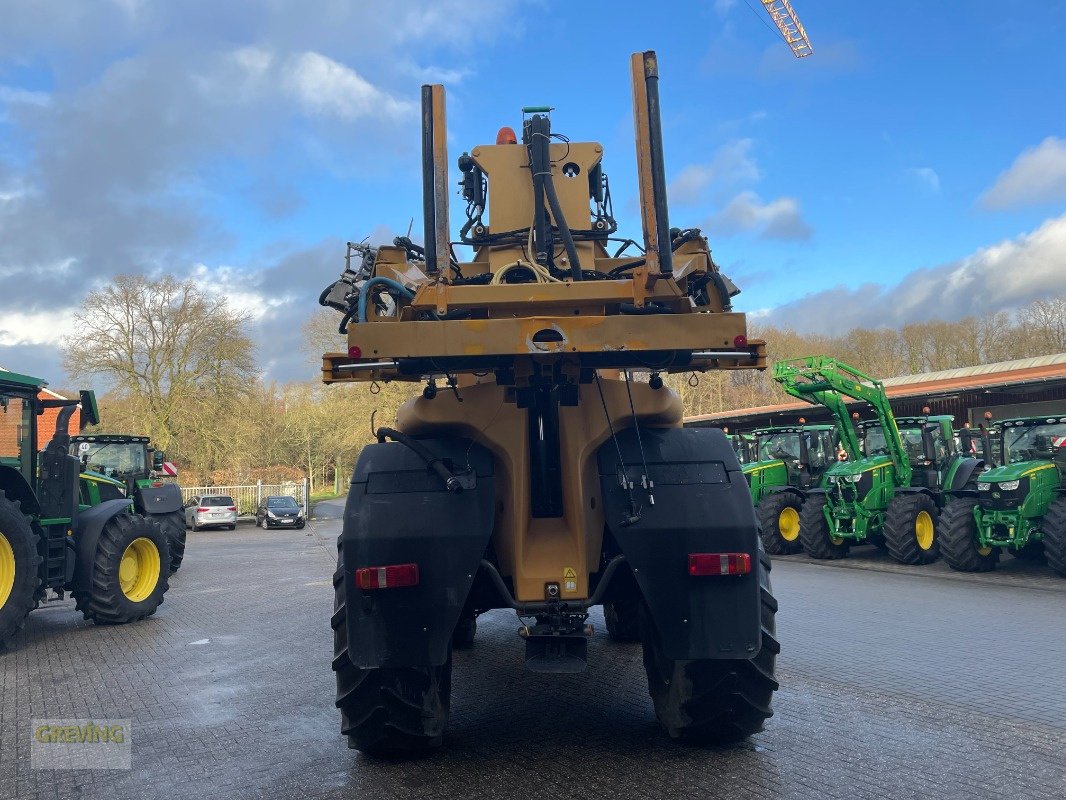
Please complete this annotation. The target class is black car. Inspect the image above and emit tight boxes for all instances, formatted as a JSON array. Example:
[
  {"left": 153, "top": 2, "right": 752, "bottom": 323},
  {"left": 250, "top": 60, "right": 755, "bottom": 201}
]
[{"left": 255, "top": 495, "right": 306, "bottom": 529}]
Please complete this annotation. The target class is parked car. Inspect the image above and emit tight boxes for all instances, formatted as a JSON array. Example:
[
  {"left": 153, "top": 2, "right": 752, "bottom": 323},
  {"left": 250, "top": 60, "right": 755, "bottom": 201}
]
[
  {"left": 185, "top": 495, "right": 237, "bottom": 531},
  {"left": 255, "top": 495, "right": 306, "bottom": 530}
]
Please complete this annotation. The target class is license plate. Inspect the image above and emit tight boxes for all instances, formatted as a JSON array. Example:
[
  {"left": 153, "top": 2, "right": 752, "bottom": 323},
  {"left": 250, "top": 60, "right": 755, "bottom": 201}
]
[
  {"left": 279, "top": 518, "right": 293, "bottom": 524},
  {"left": 211, "top": 513, "right": 224, "bottom": 518}
]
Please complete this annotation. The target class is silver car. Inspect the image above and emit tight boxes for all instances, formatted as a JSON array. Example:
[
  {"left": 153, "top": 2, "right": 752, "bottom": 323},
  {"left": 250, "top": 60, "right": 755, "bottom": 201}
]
[{"left": 185, "top": 495, "right": 237, "bottom": 531}]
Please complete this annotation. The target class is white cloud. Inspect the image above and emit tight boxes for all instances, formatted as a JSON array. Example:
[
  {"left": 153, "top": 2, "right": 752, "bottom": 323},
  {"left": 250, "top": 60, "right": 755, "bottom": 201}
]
[
  {"left": 0, "top": 309, "right": 78, "bottom": 346},
  {"left": 980, "top": 137, "right": 1066, "bottom": 210},
  {"left": 908, "top": 167, "right": 940, "bottom": 192},
  {"left": 0, "top": 85, "right": 50, "bottom": 106},
  {"left": 707, "top": 190, "right": 812, "bottom": 240},
  {"left": 283, "top": 52, "right": 414, "bottom": 122},
  {"left": 669, "top": 139, "right": 760, "bottom": 204},
  {"left": 767, "top": 213, "right": 1066, "bottom": 334}
]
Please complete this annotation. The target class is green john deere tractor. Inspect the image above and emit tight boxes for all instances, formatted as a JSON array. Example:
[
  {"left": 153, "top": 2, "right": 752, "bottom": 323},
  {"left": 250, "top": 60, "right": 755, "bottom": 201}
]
[
  {"left": 0, "top": 371, "right": 170, "bottom": 648},
  {"left": 940, "top": 415, "right": 1066, "bottom": 574},
  {"left": 773, "top": 356, "right": 984, "bottom": 565},
  {"left": 741, "top": 423, "right": 840, "bottom": 554},
  {"left": 70, "top": 434, "right": 186, "bottom": 573}
]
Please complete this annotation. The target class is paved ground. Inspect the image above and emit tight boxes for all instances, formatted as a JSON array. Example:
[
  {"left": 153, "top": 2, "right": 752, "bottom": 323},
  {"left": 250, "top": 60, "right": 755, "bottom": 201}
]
[{"left": 2, "top": 499, "right": 1064, "bottom": 800}]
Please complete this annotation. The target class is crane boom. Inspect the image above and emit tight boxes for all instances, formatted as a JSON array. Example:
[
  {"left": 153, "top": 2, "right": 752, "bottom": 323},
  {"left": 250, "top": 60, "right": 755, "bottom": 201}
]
[{"left": 761, "top": 0, "right": 814, "bottom": 58}]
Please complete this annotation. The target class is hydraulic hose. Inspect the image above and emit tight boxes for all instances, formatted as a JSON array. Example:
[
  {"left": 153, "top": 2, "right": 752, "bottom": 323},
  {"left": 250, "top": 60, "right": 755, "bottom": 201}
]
[
  {"left": 543, "top": 171, "right": 582, "bottom": 281},
  {"left": 375, "top": 427, "right": 464, "bottom": 493},
  {"left": 357, "top": 277, "right": 416, "bottom": 323}
]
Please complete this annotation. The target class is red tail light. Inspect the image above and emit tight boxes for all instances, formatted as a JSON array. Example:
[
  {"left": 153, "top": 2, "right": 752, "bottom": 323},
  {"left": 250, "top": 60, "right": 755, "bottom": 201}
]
[
  {"left": 688, "top": 553, "right": 751, "bottom": 576},
  {"left": 228, "top": 506, "right": 237, "bottom": 512},
  {"left": 356, "top": 563, "right": 420, "bottom": 590},
  {"left": 197, "top": 507, "right": 209, "bottom": 513}
]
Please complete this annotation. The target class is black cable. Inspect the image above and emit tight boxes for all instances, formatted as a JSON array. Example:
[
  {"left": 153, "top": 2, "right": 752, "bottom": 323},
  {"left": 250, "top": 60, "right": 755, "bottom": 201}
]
[
  {"left": 624, "top": 371, "right": 654, "bottom": 505},
  {"left": 375, "top": 427, "right": 465, "bottom": 493},
  {"left": 594, "top": 374, "right": 640, "bottom": 525},
  {"left": 542, "top": 170, "right": 582, "bottom": 280}
]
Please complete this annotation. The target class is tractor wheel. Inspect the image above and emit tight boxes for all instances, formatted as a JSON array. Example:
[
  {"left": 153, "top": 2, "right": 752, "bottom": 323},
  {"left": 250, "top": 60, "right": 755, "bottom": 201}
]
[
  {"left": 756, "top": 492, "right": 804, "bottom": 555},
  {"left": 1008, "top": 541, "right": 1044, "bottom": 560},
  {"left": 798, "top": 494, "right": 849, "bottom": 559},
  {"left": 604, "top": 599, "right": 641, "bottom": 642},
  {"left": 0, "top": 493, "right": 42, "bottom": 647},
  {"left": 639, "top": 547, "right": 779, "bottom": 744},
  {"left": 159, "top": 510, "right": 187, "bottom": 573},
  {"left": 332, "top": 550, "right": 450, "bottom": 756},
  {"left": 939, "top": 498, "right": 998, "bottom": 572},
  {"left": 1043, "top": 498, "right": 1066, "bottom": 577},
  {"left": 452, "top": 615, "right": 477, "bottom": 648},
  {"left": 883, "top": 493, "right": 940, "bottom": 565},
  {"left": 74, "top": 514, "right": 170, "bottom": 625}
]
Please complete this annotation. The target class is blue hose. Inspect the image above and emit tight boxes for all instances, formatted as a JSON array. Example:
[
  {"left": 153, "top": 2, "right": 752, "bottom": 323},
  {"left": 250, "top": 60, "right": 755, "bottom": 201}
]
[{"left": 357, "top": 277, "right": 415, "bottom": 323}]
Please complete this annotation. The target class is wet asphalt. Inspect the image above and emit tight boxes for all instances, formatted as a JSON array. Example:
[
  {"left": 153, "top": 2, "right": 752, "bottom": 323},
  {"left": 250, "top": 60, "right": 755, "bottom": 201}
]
[{"left": 1, "top": 499, "right": 1064, "bottom": 799}]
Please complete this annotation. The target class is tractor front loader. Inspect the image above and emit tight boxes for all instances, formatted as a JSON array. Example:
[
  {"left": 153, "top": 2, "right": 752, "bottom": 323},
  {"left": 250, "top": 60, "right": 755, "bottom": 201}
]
[
  {"left": 773, "top": 357, "right": 982, "bottom": 565},
  {"left": 741, "top": 423, "right": 839, "bottom": 555},
  {"left": 70, "top": 434, "right": 186, "bottom": 572},
  {"left": 318, "top": 52, "right": 777, "bottom": 755},
  {"left": 940, "top": 414, "right": 1066, "bottom": 574},
  {"left": 0, "top": 372, "right": 170, "bottom": 648}
]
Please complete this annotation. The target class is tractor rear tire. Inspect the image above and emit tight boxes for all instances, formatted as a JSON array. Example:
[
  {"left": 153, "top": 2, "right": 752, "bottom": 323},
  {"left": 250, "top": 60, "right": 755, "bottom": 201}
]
[
  {"left": 883, "top": 493, "right": 940, "bottom": 565},
  {"left": 604, "top": 599, "right": 641, "bottom": 642},
  {"left": 452, "top": 615, "right": 477, "bottom": 648},
  {"left": 639, "top": 547, "right": 779, "bottom": 744},
  {"left": 74, "top": 514, "right": 170, "bottom": 625},
  {"left": 1043, "top": 498, "right": 1066, "bottom": 577},
  {"left": 939, "top": 498, "right": 998, "bottom": 572},
  {"left": 332, "top": 550, "right": 450, "bottom": 756},
  {"left": 0, "top": 493, "right": 42, "bottom": 648},
  {"left": 159, "top": 510, "right": 187, "bottom": 573},
  {"left": 799, "top": 494, "right": 849, "bottom": 559},
  {"left": 756, "top": 492, "right": 804, "bottom": 555}
]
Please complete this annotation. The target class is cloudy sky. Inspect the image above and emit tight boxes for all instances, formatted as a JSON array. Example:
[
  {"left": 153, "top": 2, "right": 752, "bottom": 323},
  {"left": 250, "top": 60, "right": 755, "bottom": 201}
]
[{"left": 1, "top": 1, "right": 1065, "bottom": 385}]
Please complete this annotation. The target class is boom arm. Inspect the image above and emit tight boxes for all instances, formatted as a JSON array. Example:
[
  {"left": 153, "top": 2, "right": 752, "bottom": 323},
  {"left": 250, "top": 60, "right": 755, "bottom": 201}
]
[{"left": 771, "top": 356, "right": 912, "bottom": 485}]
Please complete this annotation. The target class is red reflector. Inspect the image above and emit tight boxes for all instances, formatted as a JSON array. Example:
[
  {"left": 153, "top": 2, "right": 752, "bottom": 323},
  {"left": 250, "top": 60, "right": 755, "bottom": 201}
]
[
  {"left": 496, "top": 126, "right": 518, "bottom": 145},
  {"left": 348, "top": 345, "right": 362, "bottom": 359},
  {"left": 151, "top": 481, "right": 163, "bottom": 488},
  {"left": 688, "top": 553, "right": 751, "bottom": 576},
  {"left": 733, "top": 334, "right": 748, "bottom": 348},
  {"left": 356, "top": 563, "right": 420, "bottom": 590}
]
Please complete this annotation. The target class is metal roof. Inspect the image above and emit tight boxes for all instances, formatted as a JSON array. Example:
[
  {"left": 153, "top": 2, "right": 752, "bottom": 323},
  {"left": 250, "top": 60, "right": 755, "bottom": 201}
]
[{"left": 880, "top": 353, "right": 1066, "bottom": 387}]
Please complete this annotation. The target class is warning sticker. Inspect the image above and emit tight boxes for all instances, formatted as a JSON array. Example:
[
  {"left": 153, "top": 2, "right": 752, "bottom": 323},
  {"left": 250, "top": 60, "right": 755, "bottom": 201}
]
[
  {"left": 562, "top": 567, "right": 577, "bottom": 579},
  {"left": 564, "top": 580, "right": 577, "bottom": 592}
]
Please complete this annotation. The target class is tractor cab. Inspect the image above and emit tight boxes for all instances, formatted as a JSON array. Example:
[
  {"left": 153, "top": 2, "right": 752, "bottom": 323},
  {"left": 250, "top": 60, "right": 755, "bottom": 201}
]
[
  {"left": 742, "top": 424, "right": 837, "bottom": 503},
  {"left": 860, "top": 415, "right": 956, "bottom": 490}
]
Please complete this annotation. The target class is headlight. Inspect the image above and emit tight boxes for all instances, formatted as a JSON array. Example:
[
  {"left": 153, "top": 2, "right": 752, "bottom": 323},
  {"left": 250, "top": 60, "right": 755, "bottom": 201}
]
[
  {"left": 978, "top": 482, "right": 991, "bottom": 491},
  {"left": 267, "top": 510, "right": 276, "bottom": 518},
  {"left": 845, "top": 474, "right": 863, "bottom": 483},
  {"left": 997, "top": 480, "right": 1020, "bottom": 491}
]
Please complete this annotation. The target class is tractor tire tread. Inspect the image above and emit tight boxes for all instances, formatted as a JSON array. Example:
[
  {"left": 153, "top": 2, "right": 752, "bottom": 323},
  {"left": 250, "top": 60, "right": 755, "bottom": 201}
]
[
  {"left": 756, "top": 492, "right": 804, "bottom": 555},
  {"left": 883, "top": 493, "right": 940, "bottom": 565},
  {"left": 939, "top": 498, "right": 998, "bottom": 572}
]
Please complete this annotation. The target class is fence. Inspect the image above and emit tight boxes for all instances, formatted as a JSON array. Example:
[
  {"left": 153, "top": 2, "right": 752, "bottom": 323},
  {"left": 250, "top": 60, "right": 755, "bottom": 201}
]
[{"left": 180, "top": 480, "right": 310, "bottom": 517}]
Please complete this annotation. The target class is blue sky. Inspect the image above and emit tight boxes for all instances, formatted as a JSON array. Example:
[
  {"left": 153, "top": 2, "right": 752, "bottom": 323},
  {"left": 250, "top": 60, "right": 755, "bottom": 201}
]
[{"left": 1, "top": 0, "right": 1065, "bottom": 384}]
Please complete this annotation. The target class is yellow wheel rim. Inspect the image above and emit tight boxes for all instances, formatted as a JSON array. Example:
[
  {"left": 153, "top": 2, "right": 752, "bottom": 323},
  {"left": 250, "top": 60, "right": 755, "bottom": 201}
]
[
  {"left": 830, "top": 535, "right": 845, "bottom": 546},
  {"left": 118, "top": 537, "right": 161, "bottom": 603},
  {"left": 915, "top": 510, "right": 935, "bottom": 551},
  {"left": 778, "top": 507, "right": 801, "bottom": 542},
  {"left": 977, "top": 545, "right": 993, "bottom": 556},
  {"left": 0, "top": 531, "right": 15, "bottom": 611}
]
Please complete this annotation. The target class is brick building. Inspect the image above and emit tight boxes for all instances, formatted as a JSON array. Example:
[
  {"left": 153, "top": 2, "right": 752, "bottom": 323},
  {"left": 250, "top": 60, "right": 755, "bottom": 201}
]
[{"left": 0, "top": 368, "right": 81, "bottom": 458}]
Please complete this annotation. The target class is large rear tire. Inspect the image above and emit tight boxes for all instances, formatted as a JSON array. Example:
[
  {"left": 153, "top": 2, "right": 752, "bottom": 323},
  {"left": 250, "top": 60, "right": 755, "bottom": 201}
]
[
  {"left": 332, "top": 550, "right": 451, "bottom": 756},
  {"left": 159, "top": 510, "right": 187, "bottom": 573},
  {"left": 756, "top": 492, "right": 804, "bottom": 555},
  {"left": 639, "top": 548, "right": 779, "bottom": 744},
  {"left": 939, "top": 498, "right": 998, "bottom": 572},
  {"left": 883, "top": 493, "right": 940, "bottom": 565},
  {"left": 604, "top": 599, "right": 641, "bottom": 642},
  {"left": 0, "top": 493, "right": 41, "bottom": 647},
  {"left": 1043, "top": 498, "right": 1066, "bottom": 577},
  {"left": 799, "top": 494, "right": 849, "bottom": 559},
  {"left": 74, "top": 514, "right": 170, "bottom": 625}
]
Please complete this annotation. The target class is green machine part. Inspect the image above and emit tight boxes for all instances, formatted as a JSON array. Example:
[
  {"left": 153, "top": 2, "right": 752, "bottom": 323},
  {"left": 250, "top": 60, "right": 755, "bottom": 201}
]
[
  {"left": 741, "top": 425, "right": 838, "bottom": 504},
  {"left": 771, "top": 356, "right": 941, "bottom": 565}
]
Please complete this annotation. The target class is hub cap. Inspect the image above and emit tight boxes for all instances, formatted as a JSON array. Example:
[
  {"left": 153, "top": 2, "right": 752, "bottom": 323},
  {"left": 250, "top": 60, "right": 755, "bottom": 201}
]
[
  {"left": 0, "top": 531, "right": 15, "bottom": 610},
  {"left": 118, "top": 537, "right": 160, "bottom": 603},
  {"left": 778, "top": 507, "right": 801, "bottom": 542},
  {"left": 915, "top": 510, "right": 934, "bottom": 551}
]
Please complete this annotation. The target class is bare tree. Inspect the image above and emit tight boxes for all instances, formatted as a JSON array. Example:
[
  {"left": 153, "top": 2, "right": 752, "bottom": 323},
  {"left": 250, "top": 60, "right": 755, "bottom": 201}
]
[{"left": 63, "top": 274, "right": 256, "bottom": 450}]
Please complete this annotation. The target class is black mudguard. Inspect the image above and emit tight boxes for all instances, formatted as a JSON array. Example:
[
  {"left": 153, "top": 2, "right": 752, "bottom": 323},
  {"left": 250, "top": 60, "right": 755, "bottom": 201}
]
[
  {"left": 948, "top": 457, "right": 984, "bottom": 492},
  {"left": 340, "top": 438, "right": 495, "bottom": 669},
  {"left": 70, "top": 498, "right": 134, "bottom": 592},
  {"left": 598, "top": 427, "right": 760, "bottom": 661},
  {"left": 135, "top": 483, "right": 183, "bottom": 515}
]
